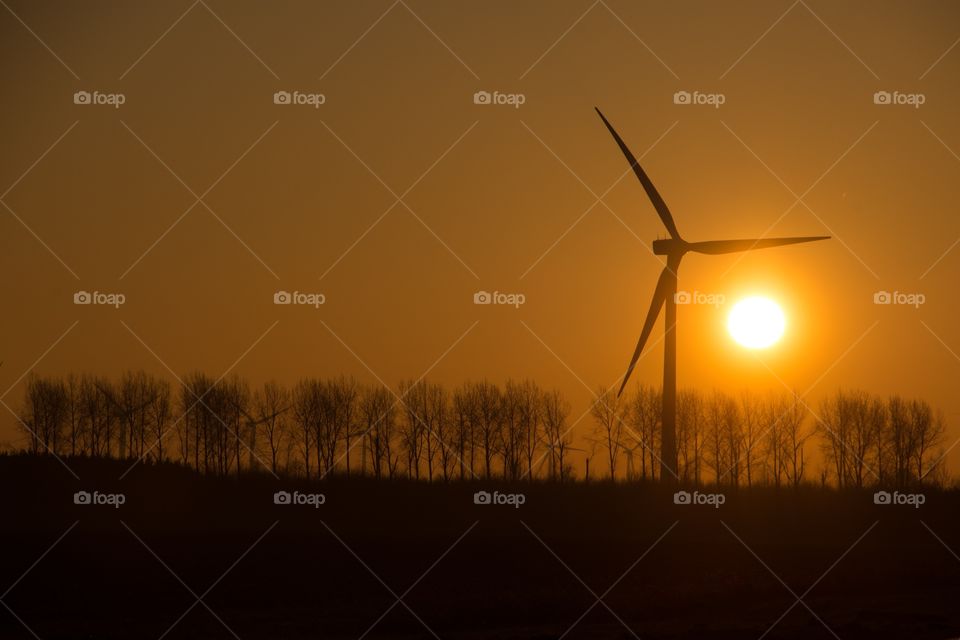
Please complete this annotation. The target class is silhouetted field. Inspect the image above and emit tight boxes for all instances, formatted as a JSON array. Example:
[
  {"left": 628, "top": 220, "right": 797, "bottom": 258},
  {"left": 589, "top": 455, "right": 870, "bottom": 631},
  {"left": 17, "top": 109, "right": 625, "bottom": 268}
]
[{"left": 2, "top": 453, "right": 959, "bottom": 639}]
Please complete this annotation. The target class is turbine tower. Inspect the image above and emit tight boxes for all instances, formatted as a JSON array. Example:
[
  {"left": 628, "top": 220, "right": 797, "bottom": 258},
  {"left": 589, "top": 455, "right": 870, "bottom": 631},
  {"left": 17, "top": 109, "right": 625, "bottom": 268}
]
[{"left": 595, "top": 108, "right": 829, "bottom": 483}]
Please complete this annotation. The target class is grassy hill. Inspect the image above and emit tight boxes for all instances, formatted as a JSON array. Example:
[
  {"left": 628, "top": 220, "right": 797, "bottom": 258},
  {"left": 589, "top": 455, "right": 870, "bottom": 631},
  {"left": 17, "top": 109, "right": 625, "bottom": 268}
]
[{"left": 1, "top": 453, "right": 958, "bottom": 639}]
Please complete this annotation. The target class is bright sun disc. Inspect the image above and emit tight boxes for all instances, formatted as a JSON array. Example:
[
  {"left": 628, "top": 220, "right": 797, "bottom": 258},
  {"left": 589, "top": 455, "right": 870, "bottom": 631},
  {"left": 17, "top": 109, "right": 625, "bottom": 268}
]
[{"left": 727, "top": 296, "right": 785, "bottom": 349}]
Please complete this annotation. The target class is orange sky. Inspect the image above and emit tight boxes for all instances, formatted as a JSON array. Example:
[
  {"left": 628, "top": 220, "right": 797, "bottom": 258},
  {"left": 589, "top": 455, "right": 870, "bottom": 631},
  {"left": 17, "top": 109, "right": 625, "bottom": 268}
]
[{"left": 1, "top": 0, "right": 959, "bottom": 472}]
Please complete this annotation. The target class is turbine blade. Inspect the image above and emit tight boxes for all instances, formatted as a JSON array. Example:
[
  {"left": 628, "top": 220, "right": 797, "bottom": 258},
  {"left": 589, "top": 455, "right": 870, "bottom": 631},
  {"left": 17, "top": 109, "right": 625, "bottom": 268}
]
[
  {"left": 595, "top": 107, "right": 682, "bottom": 240},
  {"left": 687, "top": 236, "right": 829, "bottom": 255},
  {"left": 618, "top": 265, "right": 672, "bottom": 397}
]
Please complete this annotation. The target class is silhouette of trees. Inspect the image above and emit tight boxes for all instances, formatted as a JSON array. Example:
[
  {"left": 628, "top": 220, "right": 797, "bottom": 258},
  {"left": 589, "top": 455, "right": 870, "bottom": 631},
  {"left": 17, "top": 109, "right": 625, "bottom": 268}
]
[
  {"left": 289, "top": 377, "right": 361, "bottom": 479},
  {"left": 541, "top": 388, "right": 572, "bottom": 482},
  {"left": 64, "top": 374, "right": 83, "bottom": 456},
  {"left": 20, "top": 372, "right": 171, "bottom": 462},
  {"left": 773, "top": 391, "right": 812, "bottom": 488},
  {"left": 451, "top": 383, "right": 477, "bottom": 480},
  {"left": 472, "top": 380, "right": 501, "bottom": 479},
  {"left": 148, "top": 376, "right": 172, "bottom": 463},
  {"left": 739, "top": 392, "right": 763, "bottom": 487},
  {"left": 676, "top": 388, "right": 702, "bottom": 484},
  {"left": 398, "top": 379, "right": 426, "bottom": 480},
  {"left": 11, "top": 371, "right": 952, "bottom": 488},
  {"left": 113, "top": 370, "right": 154, "bottom": 459},
  {"left": 291, "top": 378, "right": 317, "bottom": 479},
  {"left": 427, "top": 382, "right": 451, "bottom": 481},
  {"left": 819, "top": 390, "right": 947, "bottom": 488},
  {"left": 590, "top": 386, "right": 627, "bottom": 479},
  {"left": 359, "top": 385, "right": 396, "bottom": 479},
  {"left": 250, "top": 381, "right": 289, "bottom": 475},
  {"left": 705, "top": 391, "right": 735, "bottom": 486},
  {"left": 318, "top": 376, "right": 356, "bottom": 477},
  {"left": 498, "top": 381, "right": 524, "bottom": 481},
  {"left": 82, "top": 375, "right": 115, "bottom": 457},
  {"left": 22, "top": 374, "right": 67, "bottom": 454},
  {"left": 517, "top": 380, "right": 542, "bottom": 481}
]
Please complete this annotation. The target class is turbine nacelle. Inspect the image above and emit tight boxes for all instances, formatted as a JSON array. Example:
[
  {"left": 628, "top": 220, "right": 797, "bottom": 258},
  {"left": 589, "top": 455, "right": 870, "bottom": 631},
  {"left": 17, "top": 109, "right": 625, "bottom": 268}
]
[{"left": 652, "top": 238, "right": 687, "bottom": 256}]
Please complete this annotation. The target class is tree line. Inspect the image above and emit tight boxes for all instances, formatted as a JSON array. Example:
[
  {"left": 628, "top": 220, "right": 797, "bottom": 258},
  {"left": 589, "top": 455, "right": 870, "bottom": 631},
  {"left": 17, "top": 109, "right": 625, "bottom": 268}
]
[{"left": 13, "top": 371, "right": 951, "bottom": 488}]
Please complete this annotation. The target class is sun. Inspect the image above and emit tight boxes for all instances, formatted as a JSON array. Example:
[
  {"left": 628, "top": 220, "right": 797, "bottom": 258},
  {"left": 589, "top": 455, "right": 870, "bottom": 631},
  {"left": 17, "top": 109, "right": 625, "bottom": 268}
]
[{"left": 727, "top": 296, "right": 786, "bottom": 349}]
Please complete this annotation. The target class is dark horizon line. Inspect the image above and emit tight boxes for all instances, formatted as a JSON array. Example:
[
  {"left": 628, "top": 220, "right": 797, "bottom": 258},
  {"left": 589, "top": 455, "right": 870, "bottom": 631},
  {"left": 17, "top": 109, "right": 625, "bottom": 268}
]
[{"left": 2, "top": 451, "right": 954, "bottom": 494}]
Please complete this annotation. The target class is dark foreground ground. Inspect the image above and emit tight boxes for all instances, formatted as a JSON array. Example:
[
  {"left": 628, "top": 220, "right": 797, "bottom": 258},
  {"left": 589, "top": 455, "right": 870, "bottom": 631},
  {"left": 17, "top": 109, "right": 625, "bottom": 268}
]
[{"left": 1, "top": 454, "right": 959, "bottom": 639}]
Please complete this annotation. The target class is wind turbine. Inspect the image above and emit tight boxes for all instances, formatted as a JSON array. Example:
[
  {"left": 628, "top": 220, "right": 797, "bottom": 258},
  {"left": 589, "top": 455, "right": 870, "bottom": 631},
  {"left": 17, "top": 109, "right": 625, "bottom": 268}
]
[{"left": 595, "top": 108, "right": 829, "bottom": 482}]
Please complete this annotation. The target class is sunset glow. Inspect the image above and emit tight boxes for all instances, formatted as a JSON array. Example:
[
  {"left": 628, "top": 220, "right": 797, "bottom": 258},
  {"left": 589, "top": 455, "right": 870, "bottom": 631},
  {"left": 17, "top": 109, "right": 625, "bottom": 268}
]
[{"left": 727, "top": 296, "right": 786, "bottom": 349}]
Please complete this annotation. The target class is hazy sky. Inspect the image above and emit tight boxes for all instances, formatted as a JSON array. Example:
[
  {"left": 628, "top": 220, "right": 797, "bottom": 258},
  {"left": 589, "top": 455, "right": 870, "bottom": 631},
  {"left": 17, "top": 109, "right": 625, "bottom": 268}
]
[{"left": 1, "top": 0, "right": 959, "bottom": 470}]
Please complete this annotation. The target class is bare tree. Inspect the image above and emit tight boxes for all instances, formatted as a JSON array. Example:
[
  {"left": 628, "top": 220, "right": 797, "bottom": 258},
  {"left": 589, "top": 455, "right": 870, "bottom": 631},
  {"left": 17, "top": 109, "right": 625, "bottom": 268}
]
[
  {"left": 426, "top": 382, "right": 454, "bottom": 481},
  {"left": 473, "top": 381, "right": 501, "bottom": 479},
  {"left": 541, "top": 388, "right": 572, "bottom": 482},
  {"left": 360, "top": 385, "right": 396, "bottom": 479},
  {"left": 148, "top": 377, "right": 172, "bottom": 462},
  {"left": 705, "top": 391, "right": 736, "bottom": 485},
  {"left": 452, "top": 383, "right": 477, "bottom": 480},
  {"left": 676, "top": 388, "right": 703, "bottom": 485},
  {"left": 21, "top": 374, "right": 67, "bottom": 454},
  {"left": 819, "top": 391, "right": 852, "bottom": 488},
  {"left": 887, "top": 395, "right": 913, "bottom": 488},
  {"left": 82, "top": 376, "right": 115, "bottom": 457},
  {"left": 590, "top": 386, "right": 627, "bottom": 480},
  {"left": 847, "top": 389, "right": 877, "bottom": 488},
  {"left": 722, "top": 395, "right": 743, "bottom": 488},
  {"left": 251, "top": 381, "right": 289, "bottom": 475},
  {"left": 64, "top": 374, "right": 83, "bottom": 456},
  {"left": 779, "top": 391, "right": 811, "bottom": 488},
  {"left": 517, "top": 380, "right": 542, "bottom": 481},
  {"left": 398, "top": 380, "right": 426, "bottom": 479},
  {"left": 910, "top": 399, "right": 945, "bottom": 483},
  {"left": 739, "top": 391, "right": 762, "bottom": 487},
  {"left": 497, "top": 381, "right": 527, "bottom": 480},
  {"left": 291, "top": 378, "right": 319, "bottom": 480},
  {"left": 330, "top": 376, "right": 358, "bottom": 476}
]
